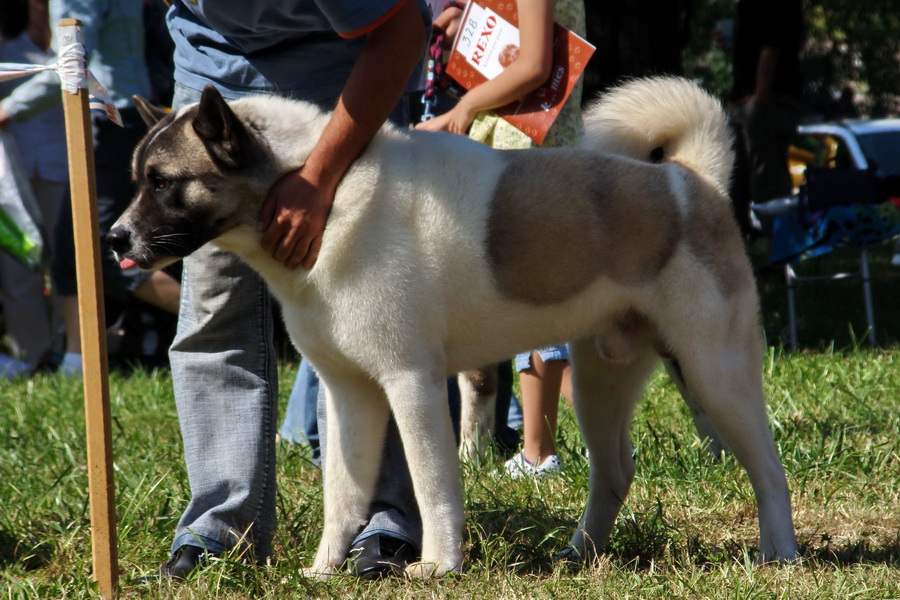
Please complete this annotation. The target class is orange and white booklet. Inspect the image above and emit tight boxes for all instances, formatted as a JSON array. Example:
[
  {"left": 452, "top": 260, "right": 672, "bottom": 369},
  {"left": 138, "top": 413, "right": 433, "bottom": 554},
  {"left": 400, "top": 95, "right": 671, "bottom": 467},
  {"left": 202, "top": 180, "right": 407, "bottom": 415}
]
[{"left": 445, "top": 0, "right": 595, "bottom": 144}]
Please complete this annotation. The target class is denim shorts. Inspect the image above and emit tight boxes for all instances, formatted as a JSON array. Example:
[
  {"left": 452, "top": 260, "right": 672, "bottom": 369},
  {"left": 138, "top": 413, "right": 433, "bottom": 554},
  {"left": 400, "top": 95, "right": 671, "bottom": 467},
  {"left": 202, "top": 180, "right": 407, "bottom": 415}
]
[{"left": 514, "top": 345, "right": 569, "bottom": 372}]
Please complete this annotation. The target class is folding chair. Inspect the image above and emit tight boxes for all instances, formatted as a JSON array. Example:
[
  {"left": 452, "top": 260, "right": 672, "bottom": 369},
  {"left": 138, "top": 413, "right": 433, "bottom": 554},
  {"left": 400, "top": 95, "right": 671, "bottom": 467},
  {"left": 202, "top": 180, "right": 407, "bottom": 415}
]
[
  {"left": 782, "top": 248, "right": 875, "bottom": 351},
  {"left": 764, "top": 167, "right": 900, "bottom": 350}
]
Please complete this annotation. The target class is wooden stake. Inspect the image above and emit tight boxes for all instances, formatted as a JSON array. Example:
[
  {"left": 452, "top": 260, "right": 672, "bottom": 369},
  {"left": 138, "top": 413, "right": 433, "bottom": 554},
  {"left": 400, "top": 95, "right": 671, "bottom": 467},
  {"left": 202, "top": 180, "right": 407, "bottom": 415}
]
[{"left": 58, "top": 18, "right": 119, "bottom": 600}]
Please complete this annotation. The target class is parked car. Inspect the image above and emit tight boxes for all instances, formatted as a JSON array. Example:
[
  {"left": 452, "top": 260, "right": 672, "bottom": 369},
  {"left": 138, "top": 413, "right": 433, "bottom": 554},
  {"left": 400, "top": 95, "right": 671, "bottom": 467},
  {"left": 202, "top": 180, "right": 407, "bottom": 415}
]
[
  {"left": 788, "top": 118, "right": 900, "bottom": 193},
  {"left": 756, "top": 118, "right": 900, "bottom": 216},
  {"left": 770, "top": 119, "right": 900, "bottom": 350}
]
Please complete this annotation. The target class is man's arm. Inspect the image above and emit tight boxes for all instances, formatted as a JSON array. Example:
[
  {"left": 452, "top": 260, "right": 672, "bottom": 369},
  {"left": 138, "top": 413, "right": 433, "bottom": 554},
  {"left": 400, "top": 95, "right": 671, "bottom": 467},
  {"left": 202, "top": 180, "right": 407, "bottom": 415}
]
[{"left": 258, "top": 0, "right": 426, "bottom": 269}]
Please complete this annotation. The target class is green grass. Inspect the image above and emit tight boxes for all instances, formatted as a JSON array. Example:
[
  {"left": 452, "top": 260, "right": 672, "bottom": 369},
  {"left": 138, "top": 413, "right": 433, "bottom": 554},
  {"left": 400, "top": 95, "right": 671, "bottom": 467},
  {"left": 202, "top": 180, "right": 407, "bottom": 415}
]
[
  {"left": 2, "top": 351, "right": 898, "bottom": 598},
  {"left": 1, "top": 240, "right": 899, "bottom": 598}
]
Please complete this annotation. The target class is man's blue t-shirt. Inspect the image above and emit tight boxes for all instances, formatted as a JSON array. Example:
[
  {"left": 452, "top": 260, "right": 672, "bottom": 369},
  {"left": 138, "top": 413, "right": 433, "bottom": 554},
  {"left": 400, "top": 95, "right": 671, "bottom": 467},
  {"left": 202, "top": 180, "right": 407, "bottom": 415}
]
[{"left": 168, "top": 0, "right": 427, "bottom": 101}]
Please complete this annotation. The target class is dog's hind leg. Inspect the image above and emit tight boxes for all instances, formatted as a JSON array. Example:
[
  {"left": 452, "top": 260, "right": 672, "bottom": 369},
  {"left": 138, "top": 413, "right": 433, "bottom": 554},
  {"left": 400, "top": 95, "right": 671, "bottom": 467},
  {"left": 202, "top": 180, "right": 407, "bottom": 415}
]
[
  {"left": 382, "top": 369, "right": 464, "bottom": 578},
  {"left": 664, "top": 359, "right": 727, "bottom": 458},
  {"left": 305, "top": 370, "right": 391, "bottom": 580},
  {"left": 565, "top": 337, "right": 659, "bottom": 561},
  {"left": 458, "top": 366, "right": 498, "bottom": 464},
  {"left": 670, "top": 338, "right": 799, "bottom": 563}
]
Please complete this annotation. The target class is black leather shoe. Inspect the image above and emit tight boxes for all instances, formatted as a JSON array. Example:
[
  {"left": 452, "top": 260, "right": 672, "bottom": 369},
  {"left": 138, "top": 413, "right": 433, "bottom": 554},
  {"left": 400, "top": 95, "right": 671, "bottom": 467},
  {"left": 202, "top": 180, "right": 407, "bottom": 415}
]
[
  {"left": 349, "top": 534, "right": 418, "bottom": 580},
  {"left": 133, "top": 545, "right": 215, "bottom": 584}
]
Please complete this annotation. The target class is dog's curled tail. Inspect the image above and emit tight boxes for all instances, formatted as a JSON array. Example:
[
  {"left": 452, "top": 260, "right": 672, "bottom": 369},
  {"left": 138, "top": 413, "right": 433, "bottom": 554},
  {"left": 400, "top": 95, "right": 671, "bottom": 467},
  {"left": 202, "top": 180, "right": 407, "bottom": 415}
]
[{"left": 580, "top": 76, "right": 734, "bottom": 193}]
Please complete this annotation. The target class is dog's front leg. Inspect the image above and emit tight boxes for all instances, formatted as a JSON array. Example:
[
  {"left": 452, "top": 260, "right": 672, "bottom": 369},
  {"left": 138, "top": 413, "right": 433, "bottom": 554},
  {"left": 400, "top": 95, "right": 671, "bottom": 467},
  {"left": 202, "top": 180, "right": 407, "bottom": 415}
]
[
  {"left": 304, "top": 372, "right": 391, "bottom": 580},
  {"left": 384, "top": 370, "right": 464, "bottom": 578}
]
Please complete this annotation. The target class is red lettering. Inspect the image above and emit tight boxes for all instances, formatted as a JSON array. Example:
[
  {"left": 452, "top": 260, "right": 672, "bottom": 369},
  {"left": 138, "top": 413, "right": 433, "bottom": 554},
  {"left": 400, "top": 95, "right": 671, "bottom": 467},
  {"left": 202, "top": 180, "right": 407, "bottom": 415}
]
[{"left": 470, "top": 15, "right": 497, "bottom": 66}]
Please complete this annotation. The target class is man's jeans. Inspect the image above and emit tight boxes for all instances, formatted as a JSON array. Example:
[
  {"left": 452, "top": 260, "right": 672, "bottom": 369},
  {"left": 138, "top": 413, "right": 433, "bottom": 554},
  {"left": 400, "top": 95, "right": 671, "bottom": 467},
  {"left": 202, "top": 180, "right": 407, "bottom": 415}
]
[{"left": 170, "top": 241, "right": 279, "bottom": 558}]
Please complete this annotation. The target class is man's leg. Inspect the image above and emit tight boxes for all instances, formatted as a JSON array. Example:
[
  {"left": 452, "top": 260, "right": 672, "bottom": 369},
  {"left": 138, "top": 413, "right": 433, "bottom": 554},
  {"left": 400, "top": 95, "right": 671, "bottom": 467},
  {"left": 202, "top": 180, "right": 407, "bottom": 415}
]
[
  {"left": 745, "top": 100, "right": 800, "bottom": 203},
  {"left": 0, "top": 247, "right": 53, "bottom": 366},
  {"left": 143, "top": 84, "right": 278, "bottom": 581},
  {"left": 169, "top": 244, "right": 279, "bottom": 560}
]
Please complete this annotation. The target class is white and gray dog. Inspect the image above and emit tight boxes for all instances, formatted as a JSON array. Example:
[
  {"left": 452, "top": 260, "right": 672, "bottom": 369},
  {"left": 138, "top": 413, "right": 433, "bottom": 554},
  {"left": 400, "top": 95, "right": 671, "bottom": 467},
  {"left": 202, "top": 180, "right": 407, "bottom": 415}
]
[{"left": 109, "top": 77, "right": 799, "bottom": 577}]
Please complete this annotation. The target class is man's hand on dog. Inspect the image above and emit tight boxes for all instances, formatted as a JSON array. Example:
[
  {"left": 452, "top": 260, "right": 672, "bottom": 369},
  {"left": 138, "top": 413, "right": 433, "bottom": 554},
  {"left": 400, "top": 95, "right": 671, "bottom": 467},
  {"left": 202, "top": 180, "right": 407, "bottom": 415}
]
[{"left": 259, "top": 167, "right": 335, "bottom": 269}]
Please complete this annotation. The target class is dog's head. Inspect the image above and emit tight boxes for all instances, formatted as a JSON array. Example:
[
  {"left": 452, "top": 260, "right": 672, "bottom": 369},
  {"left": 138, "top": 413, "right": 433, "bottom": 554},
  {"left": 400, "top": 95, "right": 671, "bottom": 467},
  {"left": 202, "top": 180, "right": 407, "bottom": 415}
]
[{"left": 108, "top": 85, "right": 277, "bottom": 270}]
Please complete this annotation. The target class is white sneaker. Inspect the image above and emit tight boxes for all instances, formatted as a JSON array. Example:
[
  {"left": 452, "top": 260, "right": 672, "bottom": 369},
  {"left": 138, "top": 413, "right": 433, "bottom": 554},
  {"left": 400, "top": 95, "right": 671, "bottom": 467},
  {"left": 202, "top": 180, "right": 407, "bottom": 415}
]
[{"left": 503, "top": 452, "right": 562, "bottom": 479}]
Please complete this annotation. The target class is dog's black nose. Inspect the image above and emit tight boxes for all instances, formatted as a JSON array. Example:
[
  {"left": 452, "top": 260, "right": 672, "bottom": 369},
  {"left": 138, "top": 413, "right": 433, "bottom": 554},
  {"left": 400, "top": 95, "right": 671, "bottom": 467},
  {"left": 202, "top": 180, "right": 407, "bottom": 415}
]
[{"left": 106, "top": 227, "right": 132, "bottom": 254}]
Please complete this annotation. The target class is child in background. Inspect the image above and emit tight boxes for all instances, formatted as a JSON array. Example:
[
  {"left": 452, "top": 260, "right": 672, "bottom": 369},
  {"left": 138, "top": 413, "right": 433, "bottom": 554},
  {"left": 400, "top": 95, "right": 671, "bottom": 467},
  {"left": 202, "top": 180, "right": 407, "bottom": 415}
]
[{"left": 417, "top": 0, "right": 586, "bottom": 478}]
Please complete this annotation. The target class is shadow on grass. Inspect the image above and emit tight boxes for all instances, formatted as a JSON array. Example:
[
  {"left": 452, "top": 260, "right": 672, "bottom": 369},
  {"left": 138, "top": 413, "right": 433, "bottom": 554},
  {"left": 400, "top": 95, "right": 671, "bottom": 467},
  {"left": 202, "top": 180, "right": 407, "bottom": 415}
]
[
  {"left": 466, "top": 498, "right": 703, "bottom": 574},
  {"left": 466, "top": 492, "right": 900, "bottom": 576},
  {"left": 464, "top": 501, "right": 575, "bottom": 575},
  {"left": 0, "top": 529, "right": 54, "bottom": 571},
  {"left": 800, "top": 536, "right": 900, "bottom": 567}
]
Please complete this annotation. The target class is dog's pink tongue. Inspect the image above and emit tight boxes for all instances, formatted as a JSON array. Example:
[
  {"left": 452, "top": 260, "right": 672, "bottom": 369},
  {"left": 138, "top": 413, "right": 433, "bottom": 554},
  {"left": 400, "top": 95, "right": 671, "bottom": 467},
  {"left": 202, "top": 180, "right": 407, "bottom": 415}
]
[{"left": 119, "top": 257, "right": 139, "bottom": 270}]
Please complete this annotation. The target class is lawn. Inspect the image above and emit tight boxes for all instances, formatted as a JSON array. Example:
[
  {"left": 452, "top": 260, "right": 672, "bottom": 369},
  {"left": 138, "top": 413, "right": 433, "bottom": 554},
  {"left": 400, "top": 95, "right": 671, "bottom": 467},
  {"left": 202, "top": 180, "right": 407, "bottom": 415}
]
[{"left": 1, "top": 239, "right": 898, "bottom": 599}]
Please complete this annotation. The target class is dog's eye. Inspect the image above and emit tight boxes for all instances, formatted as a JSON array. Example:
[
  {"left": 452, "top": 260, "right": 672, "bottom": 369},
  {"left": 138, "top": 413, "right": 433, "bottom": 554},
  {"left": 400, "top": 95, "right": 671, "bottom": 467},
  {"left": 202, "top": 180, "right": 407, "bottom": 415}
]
[{"left": 151, "top": 177, "right": 171, "bottom": 192}]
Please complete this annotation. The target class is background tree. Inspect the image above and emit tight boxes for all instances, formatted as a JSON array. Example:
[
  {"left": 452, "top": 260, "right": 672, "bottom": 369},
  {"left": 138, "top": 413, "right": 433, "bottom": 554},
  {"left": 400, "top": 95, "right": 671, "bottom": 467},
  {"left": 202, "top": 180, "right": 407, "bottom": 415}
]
[
  {"left": 683, "top": 0, "right": 899, "bottom": 117},
  {"left": 802, "top": 0, "right": 899, "bottom": 117},
  {"left": 583, "top": 0, "right": 898, "bottom": 118},
  {"left": 581, "top": 0, "right": 692, "bottom": 101}
]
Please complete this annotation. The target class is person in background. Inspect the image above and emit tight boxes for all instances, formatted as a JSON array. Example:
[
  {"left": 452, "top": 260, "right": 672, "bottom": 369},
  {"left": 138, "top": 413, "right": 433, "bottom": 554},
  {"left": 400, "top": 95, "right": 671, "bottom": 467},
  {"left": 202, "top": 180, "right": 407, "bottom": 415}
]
[
  {"left": 0, "top": 0, "right": 68, "bottom": 374},
  {"left": 417, "top": 0, "right": 586, "bottom": 479},
  {"left": 278, "top": 357, "right": 322, "bottom": 462},
  {"left": 0, "top": 0, "right": 181, "bottom": 376},
  {"left": 725, "top": 0, "right": 804, "bottom": 236},
  {"left": 830, "top": 86, "right": 860, "bottom": 120}
]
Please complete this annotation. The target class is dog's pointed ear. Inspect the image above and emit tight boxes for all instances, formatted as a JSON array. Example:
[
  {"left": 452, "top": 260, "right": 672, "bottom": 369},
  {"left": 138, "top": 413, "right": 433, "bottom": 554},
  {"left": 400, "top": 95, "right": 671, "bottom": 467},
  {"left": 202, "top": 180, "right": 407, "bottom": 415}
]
[
  {"left": 132, "top": 95, "right": 168, "bottom": 127},
  {"left": 192, "top": 84, "right": 247, "bottom": 170}
]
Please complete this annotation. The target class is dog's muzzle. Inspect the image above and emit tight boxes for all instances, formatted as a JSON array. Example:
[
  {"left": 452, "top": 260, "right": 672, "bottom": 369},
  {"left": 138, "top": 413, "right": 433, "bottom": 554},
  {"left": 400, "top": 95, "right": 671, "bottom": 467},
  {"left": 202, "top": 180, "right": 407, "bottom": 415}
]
[
  {"left": 106, "top": 226, "right": 141, "bottom": 270},
  {"left": 106, "top": 226, "right": 132, "bottom": 256}
]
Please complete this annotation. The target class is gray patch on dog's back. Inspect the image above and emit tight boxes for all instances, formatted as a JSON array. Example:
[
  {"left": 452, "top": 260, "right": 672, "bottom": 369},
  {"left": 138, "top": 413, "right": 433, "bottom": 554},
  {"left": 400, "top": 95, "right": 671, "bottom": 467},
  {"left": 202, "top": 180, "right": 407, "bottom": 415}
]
[{"left": 487, "top": 151, "right": 681, "bottom": 305}]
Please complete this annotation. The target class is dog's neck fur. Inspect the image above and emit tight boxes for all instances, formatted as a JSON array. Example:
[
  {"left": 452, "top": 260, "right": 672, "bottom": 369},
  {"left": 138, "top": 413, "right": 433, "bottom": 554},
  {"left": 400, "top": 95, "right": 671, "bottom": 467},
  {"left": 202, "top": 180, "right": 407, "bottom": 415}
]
[
  {"left": 229, "top": 96, "right": 338, "bottom": 177},
  {"left": 208, "top": 96, "right": 396, "bottom": 294}
]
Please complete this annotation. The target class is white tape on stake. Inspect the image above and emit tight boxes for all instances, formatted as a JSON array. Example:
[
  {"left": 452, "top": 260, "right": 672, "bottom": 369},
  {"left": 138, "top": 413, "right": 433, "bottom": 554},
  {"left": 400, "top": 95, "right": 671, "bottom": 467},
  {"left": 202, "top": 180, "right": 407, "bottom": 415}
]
[
  {"left": 56, "top": 22, "right": 122, "bottom": 125},
  {"left": 54, "top": 23, "right": 87, "bottom": 93},
  {"left": 0, "top": 24, "right": 122, "bottom": 126}
]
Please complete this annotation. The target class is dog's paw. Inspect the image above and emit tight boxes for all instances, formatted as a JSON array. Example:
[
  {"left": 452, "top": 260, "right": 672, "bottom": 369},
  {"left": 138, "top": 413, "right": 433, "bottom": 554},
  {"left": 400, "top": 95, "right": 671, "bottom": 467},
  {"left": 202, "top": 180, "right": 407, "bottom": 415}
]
[
  {"left": 299, "top": 564, "right": 337, "bottom": 581},
  {"left": 458, "top": 442, "right": 491, "bottom": 468},
  {"left": 404, "top": 559, "right": 459, "bottom": 579},
  {"left": 458, "top": 441, "right": 479, "bottom": 464}
]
